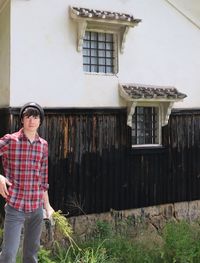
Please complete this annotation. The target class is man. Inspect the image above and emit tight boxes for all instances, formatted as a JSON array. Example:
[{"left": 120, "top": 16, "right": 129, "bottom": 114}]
[{"left": 0, "top": 102, "right": 54, "bottom": 263}]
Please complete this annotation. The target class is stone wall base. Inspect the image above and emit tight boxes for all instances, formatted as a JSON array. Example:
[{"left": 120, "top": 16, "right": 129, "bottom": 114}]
[
  {"left": 41, "top": 200, "right": 200, "bottom": 245},
  {"left": 68, "top": 200, "right": 200, "bottom": 238}
]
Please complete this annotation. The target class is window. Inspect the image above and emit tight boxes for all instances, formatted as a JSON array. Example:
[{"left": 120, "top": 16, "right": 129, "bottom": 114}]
[
  {"left": 119, "top": 83, "right": 187, "bottom": 147},
  {"left": 132, "top": 106, "right": 159, "bottom": 145},
  {"left": 83, "top": 31, "right": 116, "bottom": 74}
]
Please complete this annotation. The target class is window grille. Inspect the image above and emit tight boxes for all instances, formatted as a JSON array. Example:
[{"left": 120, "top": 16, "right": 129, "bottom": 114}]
[
  {"left": 132, "top": 106, "right": 159, "bottom": 145},
  {"left": 83, "top": 31, "right": 115, "bottom": 74}
]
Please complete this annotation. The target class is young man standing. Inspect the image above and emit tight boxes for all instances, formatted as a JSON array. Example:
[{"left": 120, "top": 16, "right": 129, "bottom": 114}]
[{"left": 0, "top": 102, "right": 54, "bottom": 263}]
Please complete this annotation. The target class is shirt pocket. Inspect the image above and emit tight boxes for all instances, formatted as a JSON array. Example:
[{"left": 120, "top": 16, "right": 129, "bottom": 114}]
[{"left": 31, "top": 155, "right": 42, "bottom": 172}]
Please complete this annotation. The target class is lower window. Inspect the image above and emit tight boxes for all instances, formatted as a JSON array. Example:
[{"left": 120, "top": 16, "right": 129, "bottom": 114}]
[{"left": 132, "top": 106, "right": 159, "bottom": 145}]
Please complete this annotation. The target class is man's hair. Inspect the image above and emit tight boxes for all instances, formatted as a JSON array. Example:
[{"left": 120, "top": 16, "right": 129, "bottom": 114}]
[
  {"left": 22, "top": 107, "right": 41, "bottom": 119},
  {"left": 20, "top": 102, "right": 44, "bottom": 125}
]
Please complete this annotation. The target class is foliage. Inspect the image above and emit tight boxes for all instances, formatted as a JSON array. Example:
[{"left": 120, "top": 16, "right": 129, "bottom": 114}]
[
  {"left": 8, "top": 215, "right": 200, "bottom": 262},
  {"left": 52, "top": 210, "right": 80, "bottom": 251},
  {"left": 94, "top": 220, "right": 113, "bottom": 239},
  {"left": 161, "top": 220, "right": 200, "bottom": 263},
  {"left": 52, "top": 240, "right": 111, "bottom": 263},
  {"left": 38, "top": 247, "right": 56, "bottom": 263}
]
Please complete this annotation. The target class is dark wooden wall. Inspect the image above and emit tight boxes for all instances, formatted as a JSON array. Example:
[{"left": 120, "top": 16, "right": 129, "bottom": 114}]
[{"left": 0, "top": 107, "right": 200, "bottom": 216}]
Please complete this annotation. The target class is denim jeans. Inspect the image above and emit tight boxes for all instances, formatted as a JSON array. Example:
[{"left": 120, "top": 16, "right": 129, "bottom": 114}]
[{"left": 0, "top": 204, "right": 43, "bottom": 263}]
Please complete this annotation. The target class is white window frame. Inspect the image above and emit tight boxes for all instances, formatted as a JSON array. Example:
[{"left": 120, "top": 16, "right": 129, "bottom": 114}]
[
  {"left": 131, "top": 103, "right": 162, "bottom": 147},
  {"left": 131, "top": 102, "right": 162, "bottom": 147}
]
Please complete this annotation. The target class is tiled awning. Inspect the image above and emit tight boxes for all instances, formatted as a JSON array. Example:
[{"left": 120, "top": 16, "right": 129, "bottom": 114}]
[
  {"left": 71, "top": 7, "right": 141, "bottom": 24},
  {"left": 70, "top": 6, "right": 141, "bottom": 53},
  {"left": 119, "top": 83, "right": 187, "bottom": 127},
  {"left": 120, "top": 84, "right": 187, "bottom": 101}
]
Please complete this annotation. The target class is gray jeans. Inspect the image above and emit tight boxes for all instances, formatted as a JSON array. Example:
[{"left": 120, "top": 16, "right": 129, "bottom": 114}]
[{"left": 0, "top": 204, "right": 43, "bottom": 263}]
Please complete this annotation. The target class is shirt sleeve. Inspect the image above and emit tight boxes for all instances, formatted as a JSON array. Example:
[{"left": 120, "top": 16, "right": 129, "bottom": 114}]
[
  {"left": 0, "top": 134, "right": 11, "bottom": 156},
  {"left": 40, "top": 142, "right": 49, "bottom": 191}
]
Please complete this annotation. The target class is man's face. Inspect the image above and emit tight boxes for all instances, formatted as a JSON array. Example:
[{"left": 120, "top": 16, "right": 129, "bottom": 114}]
[{"left": 22, "top": 115, "right": 40, "bottom": 133}]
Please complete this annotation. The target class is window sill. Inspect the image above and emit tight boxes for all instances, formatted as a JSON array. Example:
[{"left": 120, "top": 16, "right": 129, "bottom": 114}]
[
  {"left": 132, "top": 144, "right": 162, "bottom": 148},
  {"left": 84, "top": 72, "right": 118, "bottom": 77}
]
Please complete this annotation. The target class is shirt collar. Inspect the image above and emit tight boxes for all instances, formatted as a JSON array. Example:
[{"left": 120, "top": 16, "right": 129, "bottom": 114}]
[{"left": 18, "top": 128, "right": 41, "bottom": 143}]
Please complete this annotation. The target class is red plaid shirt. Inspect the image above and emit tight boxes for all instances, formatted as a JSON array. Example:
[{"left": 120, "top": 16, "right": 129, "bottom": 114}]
[{"left": 0, "top": 128, "right": 49, "bottom": 212}]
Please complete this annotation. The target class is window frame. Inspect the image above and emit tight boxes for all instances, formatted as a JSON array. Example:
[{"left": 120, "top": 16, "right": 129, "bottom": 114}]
[
  {"left": 131, "top": 102, "right": 162, "bottom": 148},
  {"left": 82, "top": 29, "right": 119, "bottom": 75}
]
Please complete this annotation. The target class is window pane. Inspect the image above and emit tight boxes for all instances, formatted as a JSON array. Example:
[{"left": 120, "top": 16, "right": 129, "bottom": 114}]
[
  {"left": 84, "top": 31, "right": 90, "bottom": 40},
  {"left": 83, "top": 57, "right": 90, "bottom": 64},
  {"left": 91, "top": 65, "right": 98, "bottom": 72},
  {"left": 106, "top": 58, "right": 112, "bottom": 66},
  {"left": 91, "top": 41, "right": 97, "bottom": 49},
  {"left": 98, "top": 42, "right": 105, "bottom": 49},
  {"left": 91, "top": 32, "right": 97, "bottom": 40},
  {"left": 99, "top": 58, "right": 105, "bottom": 65},
  {"left": 98, "top": 33, "right": 105, "bottom": 41},
  {"left": 106, "top": 50, "right": 113, "bottom": 57},
  {"left": 106, "top": 34, "right": 113, "bottom": 42},
  {"left": 91, "top": 57, "right": 97, "bottom": 64},
  {"left": 91, "top": 49, "right": 97, "bottom": 56},
  {"left": 99, "top": 66, "right": 106, "bottom": 73},
  {"left": 106, "top": 42, "right": 112, "bottom": 50},
  {"left": 83, "top": 49, "right": 90, "bottom": 56},
  {"left": 106, "top": 66, "right": 113, "bottom": 73},
  {"left": 98, "top": 50, "right": 106, "bottom": 57},
  {"left": 83, "top": 41, "right": 90, "bottom": 48},
  {"left": 83, "top": 65, "right": 90, "bottom": 72}
]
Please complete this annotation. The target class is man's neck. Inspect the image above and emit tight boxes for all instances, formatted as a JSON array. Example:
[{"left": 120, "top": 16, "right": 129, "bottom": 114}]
[{"left": 23, "top": 129, "right": 37, "bottom": 143}]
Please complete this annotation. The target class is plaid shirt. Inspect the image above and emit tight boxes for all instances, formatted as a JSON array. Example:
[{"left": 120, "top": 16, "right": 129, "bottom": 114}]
[{"left": 0, "top": 128, "right": 49, "bottom": 212}]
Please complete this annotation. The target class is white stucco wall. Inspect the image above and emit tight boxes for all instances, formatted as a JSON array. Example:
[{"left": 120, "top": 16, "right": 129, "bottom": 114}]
[
  {"left": 0, "top": 0, "right": 10, "bottom": 106},
  {"left": 8, "top": 0, "right": 200, "bottom": 108}
]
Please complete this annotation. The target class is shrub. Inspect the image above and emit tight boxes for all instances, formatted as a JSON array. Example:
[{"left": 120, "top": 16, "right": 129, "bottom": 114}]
[{"left": 162, "top": 220, "right": 200, "bottom": 263}]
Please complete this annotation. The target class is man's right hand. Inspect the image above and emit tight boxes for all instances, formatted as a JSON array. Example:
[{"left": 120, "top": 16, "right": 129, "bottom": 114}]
[{"left": 0, "top": 175, "right": 12, "bottom": 198}]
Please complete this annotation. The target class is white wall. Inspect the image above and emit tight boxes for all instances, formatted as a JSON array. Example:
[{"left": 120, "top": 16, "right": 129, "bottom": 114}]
[
  {"left": 9, "top": 0, "right": 200, "bottom": 108},
  {"left": 0, "top": 0, "right": 10, "bottom": 106}
]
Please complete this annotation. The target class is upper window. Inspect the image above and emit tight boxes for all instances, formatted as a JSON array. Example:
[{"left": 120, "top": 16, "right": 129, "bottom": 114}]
[
  {"left": 83, "top": 31, "right": 116, "bottom": 74},
  {"left": 132, "top": 106, "right": 159, "bottom": 145}
]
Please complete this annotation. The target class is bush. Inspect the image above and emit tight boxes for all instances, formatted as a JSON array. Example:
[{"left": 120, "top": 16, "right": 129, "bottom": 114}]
[{"left": 162, "top": 220, "right": 200, "bottom": 263}]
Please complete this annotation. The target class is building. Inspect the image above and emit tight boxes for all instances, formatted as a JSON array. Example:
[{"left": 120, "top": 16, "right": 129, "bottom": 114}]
[{"left": 0, "top": 0, "right": 200, "bottom": 216}]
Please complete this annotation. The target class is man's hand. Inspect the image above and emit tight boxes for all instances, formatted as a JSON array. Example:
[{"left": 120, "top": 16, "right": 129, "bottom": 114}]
[
  {"left": 0, "top": 174, "right": 12, "bottom": 198},
  {"left": 44, "top": 205, "right": 54, "bottom": 219},
  {"left": 43, "top": 191, "right": 54, "bottom": 219}
]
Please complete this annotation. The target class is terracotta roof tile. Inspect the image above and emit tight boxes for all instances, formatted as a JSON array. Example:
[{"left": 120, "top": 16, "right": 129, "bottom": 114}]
[
  {"left": 71, "top": 7, "right": 141, "bottom": 23},
  {"left": 121, "top": 84, "right": 187, "bottom": 100}
]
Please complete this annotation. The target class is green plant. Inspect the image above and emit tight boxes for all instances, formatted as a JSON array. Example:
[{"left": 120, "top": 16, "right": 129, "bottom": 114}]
[
  {"left": 52, "top": 210, "right": 80, "bottom": 251},
  {"left": 38, "top": 247, "right": 56, "bottom": 263},
  {"left": 53, "top": 241, "right": 111, "bottom": 263},
  {"left": 162, "top": 220, "right": 200, "bottom": 263},
  {"left": 95, "top": 220, "right": 113, "bottom": 239},
  {"left": 79, "top": 245, "right": 109, "bottom": 263},
  {"left": 104, "top": 236, "right": 162, "bottom": 263}
]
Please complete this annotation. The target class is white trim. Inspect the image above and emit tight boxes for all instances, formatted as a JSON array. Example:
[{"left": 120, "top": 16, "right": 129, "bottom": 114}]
[
  {"left": 132, "top": 144, "right": 162, "bottom": 148},
  {"left": 77, "top": 21, "right": 87, "bottom": 52}
]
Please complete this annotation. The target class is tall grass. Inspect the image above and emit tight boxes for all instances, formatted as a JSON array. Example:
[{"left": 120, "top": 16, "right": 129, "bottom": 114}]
[{"left": 13, "top": 214, "right": 200, "bottom": 262}]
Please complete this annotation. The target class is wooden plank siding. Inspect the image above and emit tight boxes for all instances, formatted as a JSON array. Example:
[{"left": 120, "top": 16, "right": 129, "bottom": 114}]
[{"left": 0, "top": 108, "right": 200, "bottom": 216}]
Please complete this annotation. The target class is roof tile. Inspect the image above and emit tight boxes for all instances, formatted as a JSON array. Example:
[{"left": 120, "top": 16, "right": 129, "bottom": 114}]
[
  {"left": 71, "top": 7, "right": 141, "bottom": 23},
  {"left": 121, "top": 84, "right": 187, "bottom": 100}
]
